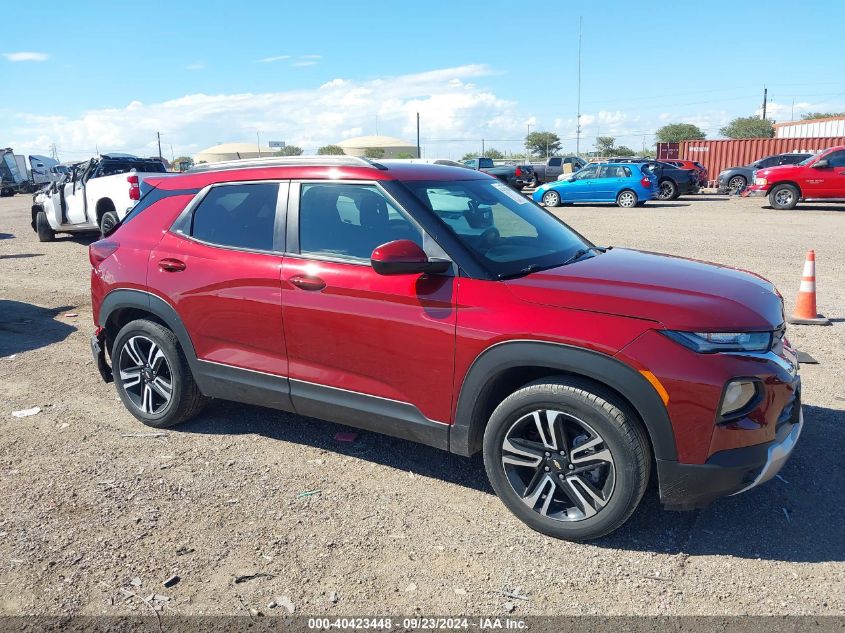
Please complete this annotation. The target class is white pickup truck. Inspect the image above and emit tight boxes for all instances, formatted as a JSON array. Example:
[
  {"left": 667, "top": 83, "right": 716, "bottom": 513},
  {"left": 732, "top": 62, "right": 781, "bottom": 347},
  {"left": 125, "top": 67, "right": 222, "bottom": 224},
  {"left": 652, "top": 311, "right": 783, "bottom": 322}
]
[{"left": 31, "top": 154, "right": 169, "bottom": 241}]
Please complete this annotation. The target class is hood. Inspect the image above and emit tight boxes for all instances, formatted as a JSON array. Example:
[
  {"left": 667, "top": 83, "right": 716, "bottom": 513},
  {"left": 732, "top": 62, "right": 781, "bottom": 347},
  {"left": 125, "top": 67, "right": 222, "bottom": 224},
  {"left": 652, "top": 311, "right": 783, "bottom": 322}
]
[
  {"left": 756, "top": 163, "right": 801, "bottom": 177},
  {"left": 505, "top": 248, "right": 784, "bottom": 331}
]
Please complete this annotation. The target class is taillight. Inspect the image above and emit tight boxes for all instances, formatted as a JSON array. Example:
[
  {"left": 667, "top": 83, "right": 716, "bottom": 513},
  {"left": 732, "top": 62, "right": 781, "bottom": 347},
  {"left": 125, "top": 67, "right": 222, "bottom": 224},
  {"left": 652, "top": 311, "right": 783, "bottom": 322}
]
[
  {"left": 515, "top": 167, "right": 522, "bottom": 177},
  {"left": 640, "top": 176, "right": 651, "bottom": 188},
  {"left": 89, "top": 240, "right": 119, "bottom": 266},
  {"left": 128, "top": 174, "right": 140, "bottom": 201}
]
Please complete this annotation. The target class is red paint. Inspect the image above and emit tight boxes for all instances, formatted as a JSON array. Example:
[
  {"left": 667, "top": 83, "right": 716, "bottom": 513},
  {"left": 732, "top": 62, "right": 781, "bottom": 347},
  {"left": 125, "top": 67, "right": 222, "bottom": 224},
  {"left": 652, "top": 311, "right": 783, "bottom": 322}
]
[
  {"left": 745, "top": 144, "right": 845, "bottom": 200},
  {"left": 91, "top": 161, "right": 796, "bottom": 468}
]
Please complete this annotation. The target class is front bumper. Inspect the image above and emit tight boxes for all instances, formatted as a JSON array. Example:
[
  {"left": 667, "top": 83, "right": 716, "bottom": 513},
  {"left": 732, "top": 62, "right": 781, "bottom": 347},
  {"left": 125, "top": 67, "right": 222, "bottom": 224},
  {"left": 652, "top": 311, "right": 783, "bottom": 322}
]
[
  {"left": 658, "top": 403, "right": 802, "bottom": 510},
  {"left": 744, "top": 187, "right": 767, "bottom": 197}
]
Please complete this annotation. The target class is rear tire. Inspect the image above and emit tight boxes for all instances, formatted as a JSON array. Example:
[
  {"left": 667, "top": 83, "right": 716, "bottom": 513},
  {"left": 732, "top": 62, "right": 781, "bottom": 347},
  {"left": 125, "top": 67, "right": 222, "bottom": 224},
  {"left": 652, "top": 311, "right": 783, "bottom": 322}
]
[
  {"left": 616, "top": 190, "right": 638, "bottom": 208},
  {"left": 100, "top": 210, "right": 119, "bottom": 237},
  {"left": 112, "top": 319, "right": 208, "bottom": 428},
  {"left": 483, "top": 378, "right": 651, "bottom": 541},
  {"left": 542, "top": 190, "right": 561, "bottom": 207},
  {"left": 657, "top": 180, "right": 677, "bottom": 201},
  {"left": 36, "top": 211, "right": 55, "bottom": 242},
  {"left": 769, "top": 184, "right": 799, "bottom": 210}
]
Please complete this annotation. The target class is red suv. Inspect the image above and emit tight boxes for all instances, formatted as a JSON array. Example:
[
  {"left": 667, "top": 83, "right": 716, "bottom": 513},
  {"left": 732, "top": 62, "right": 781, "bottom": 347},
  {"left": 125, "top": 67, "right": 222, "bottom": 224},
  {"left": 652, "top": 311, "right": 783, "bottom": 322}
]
[
  {"left": 745, "top": 145, "right": 845, "bottom": 209},
  {"left": 89, "top": 156, "right": 802, "bottom": 540}
]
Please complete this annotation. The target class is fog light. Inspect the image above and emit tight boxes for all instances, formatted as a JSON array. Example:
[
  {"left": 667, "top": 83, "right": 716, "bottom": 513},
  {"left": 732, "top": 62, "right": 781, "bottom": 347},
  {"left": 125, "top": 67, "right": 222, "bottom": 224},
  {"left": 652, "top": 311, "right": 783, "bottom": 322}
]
[{"left": 721, "top": 380, "right": 758, "bottom": 416}]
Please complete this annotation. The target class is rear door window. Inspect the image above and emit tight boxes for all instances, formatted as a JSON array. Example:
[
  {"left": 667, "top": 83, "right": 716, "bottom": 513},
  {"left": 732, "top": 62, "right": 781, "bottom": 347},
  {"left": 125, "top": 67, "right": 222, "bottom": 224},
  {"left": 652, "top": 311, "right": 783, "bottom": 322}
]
[{"left": 190, "top": 183, "right": 280, "bottom": 252}]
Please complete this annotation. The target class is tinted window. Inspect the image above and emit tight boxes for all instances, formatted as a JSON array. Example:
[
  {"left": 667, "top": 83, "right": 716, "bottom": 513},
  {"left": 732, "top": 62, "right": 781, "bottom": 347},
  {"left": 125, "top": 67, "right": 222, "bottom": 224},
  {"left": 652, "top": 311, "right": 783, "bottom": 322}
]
[
  {"left": 99, "top": 160, "right": 167, "bottom": 176},
  {"left": 598, "top": 165, "right": 631, "bottom": 178},
  {"left": 299, "top": 183, "right": 422, "bottom": 261},
  {"left": 573, "top": 165, "right": 598, "bottom": 180},
  {"left": 549, "top": 157, "right": 561, "bottom": 167},
  {"left": 824, "top": 151, "right": 845, "bottom": 167},
  {"left": 191, "top": 183, "right": 279, "bottom": 251}
]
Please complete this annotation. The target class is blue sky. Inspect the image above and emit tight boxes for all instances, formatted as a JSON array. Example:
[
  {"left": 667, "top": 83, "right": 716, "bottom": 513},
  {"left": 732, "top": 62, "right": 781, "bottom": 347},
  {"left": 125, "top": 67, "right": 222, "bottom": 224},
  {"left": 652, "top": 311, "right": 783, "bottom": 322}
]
[{"left": 2, "top": 0, "right": 844, "bottom": 160}]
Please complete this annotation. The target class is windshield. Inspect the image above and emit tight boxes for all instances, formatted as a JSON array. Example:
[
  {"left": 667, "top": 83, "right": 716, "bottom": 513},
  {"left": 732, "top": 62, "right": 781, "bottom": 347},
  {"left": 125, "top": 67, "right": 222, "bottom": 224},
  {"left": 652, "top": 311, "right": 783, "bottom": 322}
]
[{"left": 401, "top": 179, "right": 591, "bottom": 278}]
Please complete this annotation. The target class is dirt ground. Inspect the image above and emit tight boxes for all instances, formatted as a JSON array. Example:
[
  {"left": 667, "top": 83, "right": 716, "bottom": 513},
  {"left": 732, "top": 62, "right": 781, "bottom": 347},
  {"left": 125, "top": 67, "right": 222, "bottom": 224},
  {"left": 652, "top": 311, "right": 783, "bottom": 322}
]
[{"left": 0, "top": 192, "right": 843, "bottom": 617}]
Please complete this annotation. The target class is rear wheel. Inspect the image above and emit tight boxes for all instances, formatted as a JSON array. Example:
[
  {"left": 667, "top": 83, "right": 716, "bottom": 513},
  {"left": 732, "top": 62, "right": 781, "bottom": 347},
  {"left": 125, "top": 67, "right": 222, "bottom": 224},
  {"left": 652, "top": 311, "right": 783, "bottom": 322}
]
[
  {"left": 483, "top": 378, "right": 651, "bottom": 541},
  {"left": 100, "top": 210, "right": 119, "bottom": 237},
  {"left": 542, "top": 190, "right": 561, "bottom": 207},
  {"left": 112, "top": 319, "right": 208, "bottom": 428},
  {"left": 769, "top": 184, "right": 799, "bottom": 210},
  {"left": 616, "top": 190, "right": 638, "bottom": 208},
  {"left": 35, "top": 211, "right": 55, "bottom": 242}
]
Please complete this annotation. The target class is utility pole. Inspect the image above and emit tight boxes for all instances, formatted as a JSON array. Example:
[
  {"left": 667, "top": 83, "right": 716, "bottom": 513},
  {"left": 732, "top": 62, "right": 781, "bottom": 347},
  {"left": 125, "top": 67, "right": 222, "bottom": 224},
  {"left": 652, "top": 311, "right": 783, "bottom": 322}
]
[
  {"left": 482, "top": 138, "right": 485, "bottom": 157},
  {"left": 416, "top": 112, "right": 421, "bottom": 158},
  {"left": 576, "top": 16, "right": 583, "bottom": 156},
  {"left": 257, "top": 131, "right": 261, "bottom": 157},
  {"left": 761, "top": 86, "right": 768, "bottom": 121},
  {"left": 791, "top": 98, "right": 795, "bottom": 121},
  {"left": 526, "top": 123, "right": 531, "bottom": 162},
  {"left": 156, "top": 131, "right": 163, "bottom": 159}
]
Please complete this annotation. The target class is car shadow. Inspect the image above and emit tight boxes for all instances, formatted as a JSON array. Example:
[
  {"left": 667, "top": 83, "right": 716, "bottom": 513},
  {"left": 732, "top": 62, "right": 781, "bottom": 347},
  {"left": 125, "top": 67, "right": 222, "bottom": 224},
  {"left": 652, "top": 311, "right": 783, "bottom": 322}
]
[
  {"left": 0, "top": 253, "right": 44, "bottom": 260},
  {"left": 0, "top": 232, "right": 14, "bottom": 240},
  {"left": 178, "top": 399, "right": 841, "bottom": 563},
  {"left": 763, "top": 204, "right": 845, "bottom": 213},
  {"left": 59, "top": 234, "right": 99, "bottom": 246},
  {"left": 0, "top": 300, "right": 77, "bottom": 356},
  {"left": 642, "top": 203, "right": 692, "bottom": 208}
]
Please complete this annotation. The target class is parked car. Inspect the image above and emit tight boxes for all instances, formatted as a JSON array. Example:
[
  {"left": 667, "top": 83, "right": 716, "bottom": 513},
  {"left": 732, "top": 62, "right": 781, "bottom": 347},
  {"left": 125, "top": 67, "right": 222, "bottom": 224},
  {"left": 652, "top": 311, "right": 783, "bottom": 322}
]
[
  {"left": 718, "top": 153, "right": 812, "bottom": 194},
  {"left": 744, "top": 145, "right": 845, "bottom": 209},
  {"left": 30, "top": 154, "right": 168, "bottom": 241},
  {"left": 533, "top": 162, "right": 657, "bottom": 207},
  {"left": 1, "top": 148, "right": 35, "bottom": 196},
  {"left": 530, "top": 155, "right": 586, "bottom": 186},
  {"left": 663, "top": 160, "right": 708, "bottom": 187},
  {"left": 592, "top": 158, "right": 699, "bottom": 200},
  {"left": 89, "top": 155, "right": 802, "bottom": 541},
  {"left": 461, "top": 157, "right": 534, "bottom": 189}
]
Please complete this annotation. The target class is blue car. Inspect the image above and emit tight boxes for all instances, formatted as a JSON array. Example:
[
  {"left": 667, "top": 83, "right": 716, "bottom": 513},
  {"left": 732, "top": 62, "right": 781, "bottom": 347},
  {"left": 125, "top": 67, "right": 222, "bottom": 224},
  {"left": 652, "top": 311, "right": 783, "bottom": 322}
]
[{"left": 532, "top": 162, "right": 658, "bottom": 208}]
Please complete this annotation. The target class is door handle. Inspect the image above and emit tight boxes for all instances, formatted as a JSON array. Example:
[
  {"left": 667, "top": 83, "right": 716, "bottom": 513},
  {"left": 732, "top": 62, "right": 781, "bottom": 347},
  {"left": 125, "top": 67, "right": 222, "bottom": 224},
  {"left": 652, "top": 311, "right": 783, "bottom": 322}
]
[
  {"left": 159, "top": 258, "right": 186, "bottom": 272},
  {"left": 289, "top": 275, "right": 326, "bottom": 291}
]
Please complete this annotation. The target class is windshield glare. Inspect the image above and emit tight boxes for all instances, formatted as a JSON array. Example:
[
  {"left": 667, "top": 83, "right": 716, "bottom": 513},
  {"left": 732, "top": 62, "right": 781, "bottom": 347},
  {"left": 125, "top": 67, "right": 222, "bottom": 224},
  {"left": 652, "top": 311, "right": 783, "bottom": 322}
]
[
  {"left": 402, "top": 179, "right": 590, "bottom": 277},
  {"left": 798, "top": 151, "right": 823, "bottom": 166}
]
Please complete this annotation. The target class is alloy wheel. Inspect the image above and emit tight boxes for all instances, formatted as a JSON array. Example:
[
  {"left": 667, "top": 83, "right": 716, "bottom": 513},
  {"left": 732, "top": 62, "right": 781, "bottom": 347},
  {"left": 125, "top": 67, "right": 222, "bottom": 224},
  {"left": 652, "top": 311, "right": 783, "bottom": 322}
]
[
  {"left": 618, "top": 191, "right": 636, "bottom": 208},
  {"left": 501, "top": 409, "right": 616, "bottom": 521},
  {"left": 728, "top": 176, "right": 746, "bottom": 194},
  {"left": 542, "top": 191, "right": 560, "bottom": 206},
  {"left": 658, "top": 182, "right": 674, "bottom": 200},
  {"left": 774, "top": 189, "right": 794, "bottom": 207},
  {"left": 118, "top": 335, "right": 174, "bottom": 415}
]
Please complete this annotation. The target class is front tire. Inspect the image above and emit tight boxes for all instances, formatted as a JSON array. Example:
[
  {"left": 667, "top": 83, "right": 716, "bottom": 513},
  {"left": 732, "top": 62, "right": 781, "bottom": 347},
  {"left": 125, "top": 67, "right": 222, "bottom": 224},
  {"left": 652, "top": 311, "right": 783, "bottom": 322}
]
[
  {"left": 616, "top": 190, "right": 638, "bottom": 208},
  {"left": 112, "top": 319, "right": 208, "bottom": 428},
  {"left": 727, "top": 175, "right": 747, "bottom": 195},
  {"left": 657, "top": 180, "right": 677, "bottom": 201},
  {"left": 769, "top": 184, "right": 799, "bottom": 210},
  {"left": 483, "top": 378, "right": 651, "bottom": 541},
  {"left": 36, "top": 211, "right": 55, "bottom": 242},
  {"left": 541, "top": 190, "right": 561, "bottom": 207}
]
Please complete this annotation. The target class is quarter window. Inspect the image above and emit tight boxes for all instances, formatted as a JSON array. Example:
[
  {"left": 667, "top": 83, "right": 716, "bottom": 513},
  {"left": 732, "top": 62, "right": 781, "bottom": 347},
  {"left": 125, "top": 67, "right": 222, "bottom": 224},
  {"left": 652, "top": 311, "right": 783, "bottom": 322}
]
[
  {"left": 299, "top": 183, "right": 423, "bottom": 261},
  {"left": 824, "top": 151, "right": 845, "bottom": 167},
  {"left": 190, "top": 183, "right": 279, "bottom": 251}
]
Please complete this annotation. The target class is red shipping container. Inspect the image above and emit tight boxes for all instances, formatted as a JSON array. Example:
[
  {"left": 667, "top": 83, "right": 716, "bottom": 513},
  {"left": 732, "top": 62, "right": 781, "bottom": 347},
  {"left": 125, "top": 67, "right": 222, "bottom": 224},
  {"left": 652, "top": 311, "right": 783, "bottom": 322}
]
[{"left": 657, "top": 138, "right": 845, "bottom": 187}]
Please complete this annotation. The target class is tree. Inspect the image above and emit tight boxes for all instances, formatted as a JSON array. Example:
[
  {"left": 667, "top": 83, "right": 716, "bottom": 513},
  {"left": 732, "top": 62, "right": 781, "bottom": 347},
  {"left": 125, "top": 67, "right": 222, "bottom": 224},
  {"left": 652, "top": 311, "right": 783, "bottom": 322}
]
[
  {"left": 461, "top": 151, "right": 479, "bottom": 161},
  {"left": 395, "top": 152, "right": 416, "bottom": 159},
  {"left": 637, "top": 148, "right": 656, "bottom": 159},
  {"left": 595, "top": 136, "right": 617, "bottom": 156},
  {"left": 526, "top": 131, "right": 561, "bottom": 158},
  {"left": 484, "top": 148, "right": 505, "bottom": 160},
  {"left": 363, "top": 147, "right": 385, "bottom": 159},
  {"left": 719, "top": 116, "right": 774, "bottom": 139},
  {"left": 800, "top": 112, "right": 845, "bottom": 120},
  {"left": 317, "top": 145, "right": 345, "bottom": 155},
  {"left": 614, "top": 145, "right": 636, "bottom": 157},
  {"left": 172, "top": 156, "right": 194, "bottom": 172},
  {"left": 275, "top": 145, "right": 303, "bottom": 156},
  {"left": 655, "top": 123, "right": 705, "bottom": 143}
]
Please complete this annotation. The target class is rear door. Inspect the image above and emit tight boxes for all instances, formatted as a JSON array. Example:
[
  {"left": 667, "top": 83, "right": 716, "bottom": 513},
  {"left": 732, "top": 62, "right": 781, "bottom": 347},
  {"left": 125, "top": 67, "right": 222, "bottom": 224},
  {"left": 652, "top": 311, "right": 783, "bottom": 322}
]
[
  {"left": 817, "top": 150, "right": 845, "bottom": 197},
  {"left": 149, "top": 181, "right": 289, "bottom": 377}
]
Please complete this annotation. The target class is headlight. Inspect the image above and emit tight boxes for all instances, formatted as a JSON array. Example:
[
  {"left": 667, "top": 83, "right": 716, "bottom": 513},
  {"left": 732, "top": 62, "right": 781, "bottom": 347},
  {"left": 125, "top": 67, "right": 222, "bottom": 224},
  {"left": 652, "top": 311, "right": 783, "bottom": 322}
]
[
  {"left": 720, "top": 379, "right": 760, "bottom": 416},
  {"left": 754, "top": 177, "right": 767, "bottom": 186},
  {"left": 661, "top": 330, "right": 773, "bottom": 353}
]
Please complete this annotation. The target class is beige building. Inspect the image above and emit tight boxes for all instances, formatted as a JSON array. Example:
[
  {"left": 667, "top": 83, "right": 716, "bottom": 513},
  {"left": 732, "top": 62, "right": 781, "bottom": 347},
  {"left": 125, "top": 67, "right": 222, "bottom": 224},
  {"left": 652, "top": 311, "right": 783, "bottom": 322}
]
[
  {"left": 336, "top": 135, "right": 418, "bottom": 158},
  {"left": 193, "top": 143, "right": 277, "bottom": 164}
]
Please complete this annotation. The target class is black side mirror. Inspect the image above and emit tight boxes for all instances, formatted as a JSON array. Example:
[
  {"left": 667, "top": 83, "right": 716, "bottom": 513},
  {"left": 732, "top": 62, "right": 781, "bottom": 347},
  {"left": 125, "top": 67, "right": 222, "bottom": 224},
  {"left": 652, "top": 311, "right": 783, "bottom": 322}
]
[{"left": 813, "top": 159, "right": 830, "bottom": 169}]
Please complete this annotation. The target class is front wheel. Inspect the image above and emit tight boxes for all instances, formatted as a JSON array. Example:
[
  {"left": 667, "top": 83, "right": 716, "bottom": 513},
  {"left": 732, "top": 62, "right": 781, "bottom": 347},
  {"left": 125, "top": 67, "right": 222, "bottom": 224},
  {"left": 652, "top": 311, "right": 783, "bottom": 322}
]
[
  {"left": 769, "top": 184, "right": 799, "bottom": 210},
  {"left": 541, "top": 190, "right": 561, "bottom": 207},
  {"left": 483, "top": 378, "right": 651, "bottom": 541},
  {"left": 112, "top": 319, "right": 208, "bottom": 428},
  {"left": 36, "top": 211, "right": 55, "bottom": 242},
  {"left": 727, "top": 175, "right": 746, "bottom": 195},
  {"left": 616, "top": 190, "right": 638, "bottom": 208}
]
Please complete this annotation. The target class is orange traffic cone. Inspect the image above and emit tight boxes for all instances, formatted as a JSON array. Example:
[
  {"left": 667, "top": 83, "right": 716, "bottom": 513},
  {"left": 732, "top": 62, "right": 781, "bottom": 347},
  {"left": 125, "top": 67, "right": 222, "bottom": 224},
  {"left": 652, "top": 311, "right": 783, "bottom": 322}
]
[{"left": 787, "top": 250, "right": 830, "bottom": 325}]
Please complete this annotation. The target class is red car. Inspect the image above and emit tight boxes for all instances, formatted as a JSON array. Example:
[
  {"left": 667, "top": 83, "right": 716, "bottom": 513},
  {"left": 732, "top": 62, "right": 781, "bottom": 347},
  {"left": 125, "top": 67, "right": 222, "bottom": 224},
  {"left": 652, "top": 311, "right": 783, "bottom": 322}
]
[
  {"left": 664, "top": 160, "right": 708, "bottom": 187},
  {"left": 89, "top": 156, "right": 802, "bottom": 540},
  {"left": 745, "top": 145, "right": 845, "bottom": 209}
]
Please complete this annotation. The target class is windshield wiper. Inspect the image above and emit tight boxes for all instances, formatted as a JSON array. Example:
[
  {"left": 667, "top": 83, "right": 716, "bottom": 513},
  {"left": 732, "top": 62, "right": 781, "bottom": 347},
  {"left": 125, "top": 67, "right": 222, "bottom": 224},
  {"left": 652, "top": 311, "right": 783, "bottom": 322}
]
[{"left": 497, "top": 246, "right": 610, "bottom": 280}]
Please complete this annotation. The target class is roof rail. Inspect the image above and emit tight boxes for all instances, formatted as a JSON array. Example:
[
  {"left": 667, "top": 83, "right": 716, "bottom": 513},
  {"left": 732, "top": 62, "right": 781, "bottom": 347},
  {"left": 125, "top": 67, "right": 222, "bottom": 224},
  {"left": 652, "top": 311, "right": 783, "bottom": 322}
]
[{"left": 187, "top": 155, "right": 387, "bottom": 173}]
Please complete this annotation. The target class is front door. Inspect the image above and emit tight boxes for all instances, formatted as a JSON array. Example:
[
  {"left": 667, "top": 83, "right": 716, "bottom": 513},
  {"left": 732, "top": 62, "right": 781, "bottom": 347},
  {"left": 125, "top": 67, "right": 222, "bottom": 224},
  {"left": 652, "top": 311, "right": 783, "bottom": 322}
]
[
  {"left": 149, "top": 181, "right": 288, "bottom": 377},
  {"left": 567, "top": 164, "right": 600, "bottom": 201},
  {"left": 281, "top": 181, "right": 457, "bottom": 429},
  {"left": 64, "top": 163, "right": 90, "bottom": 225}
]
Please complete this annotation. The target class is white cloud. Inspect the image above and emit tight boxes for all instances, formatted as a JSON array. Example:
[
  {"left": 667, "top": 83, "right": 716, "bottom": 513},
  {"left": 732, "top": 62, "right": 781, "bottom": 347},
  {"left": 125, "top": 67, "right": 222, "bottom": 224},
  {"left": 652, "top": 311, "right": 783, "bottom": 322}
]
[
  {"left": 291, "top": 60, "right": 318, "bottom": 67},
  {"left": 185, "top": 63, "right": 205, "bottom": 71},
  {"left": 3, "top": 51, "right": 49, "bottom": 62},
  {"left": 3, "top": 64, "right": 521, "bottom": 160},
  {"left": 257, "top": 55, "right": 291, "bottom": 63}
]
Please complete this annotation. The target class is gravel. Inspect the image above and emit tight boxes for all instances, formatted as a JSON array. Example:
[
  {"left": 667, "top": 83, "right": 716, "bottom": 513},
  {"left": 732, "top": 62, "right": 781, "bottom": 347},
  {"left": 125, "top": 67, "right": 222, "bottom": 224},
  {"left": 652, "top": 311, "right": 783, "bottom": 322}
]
[{"left": 0, "top": 193, "right": 842, "bottom": 616}]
